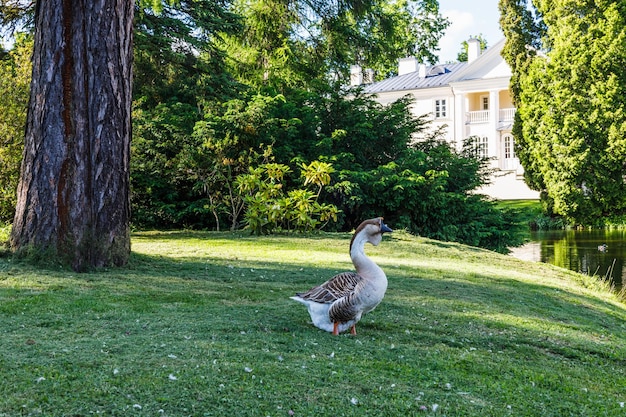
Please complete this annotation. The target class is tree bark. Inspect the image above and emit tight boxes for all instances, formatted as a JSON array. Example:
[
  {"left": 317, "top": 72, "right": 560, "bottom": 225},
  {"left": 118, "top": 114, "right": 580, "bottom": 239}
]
[{"left": 10, "top": 0, "right": 134, "bottom": 271}]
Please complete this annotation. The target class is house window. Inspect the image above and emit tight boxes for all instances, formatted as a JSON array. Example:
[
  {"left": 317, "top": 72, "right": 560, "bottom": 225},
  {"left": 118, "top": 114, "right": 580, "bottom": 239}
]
[
  {"left": 471, "top": 136, "right": 489, "bottom": 158},
  {"left": 434, "top": 99, "right": 447, "bottom": 118},
  {"left": 504, "top": 134, "right": 515, "bottom": 159},
  {"left": 481, "top": 95, "right": 489, "bottom": 110}
]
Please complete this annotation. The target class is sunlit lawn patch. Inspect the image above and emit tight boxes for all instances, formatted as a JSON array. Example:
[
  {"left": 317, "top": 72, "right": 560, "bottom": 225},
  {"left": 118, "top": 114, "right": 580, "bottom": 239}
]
[{"left": 0, "top": 230, "right": 624, "bottom": 416}]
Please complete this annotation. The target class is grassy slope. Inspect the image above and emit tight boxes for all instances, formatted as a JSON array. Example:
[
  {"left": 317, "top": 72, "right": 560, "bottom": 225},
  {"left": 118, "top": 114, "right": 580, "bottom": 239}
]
[{"left": 0, "top": 230, "right": 625, "bottom": 416}]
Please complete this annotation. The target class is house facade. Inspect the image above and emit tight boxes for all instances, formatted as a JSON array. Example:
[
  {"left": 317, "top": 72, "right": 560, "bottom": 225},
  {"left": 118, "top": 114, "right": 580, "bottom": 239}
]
[{"left": 358, "top": 38, "right": 539, "bottom": 200}]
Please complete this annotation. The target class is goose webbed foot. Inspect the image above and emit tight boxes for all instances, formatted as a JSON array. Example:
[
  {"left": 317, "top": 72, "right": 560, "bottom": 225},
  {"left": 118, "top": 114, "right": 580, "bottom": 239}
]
[{"left": 332, "top": 322, "right": 357, "bottom": 335}]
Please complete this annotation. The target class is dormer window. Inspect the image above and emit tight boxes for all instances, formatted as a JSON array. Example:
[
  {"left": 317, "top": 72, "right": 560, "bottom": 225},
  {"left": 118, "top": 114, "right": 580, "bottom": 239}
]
[
  {"left": 434, "top": 99, "right": 447, "bottom": 118},
  {"left": 428, "top": 65, "right": 447, "bottom": 76}
]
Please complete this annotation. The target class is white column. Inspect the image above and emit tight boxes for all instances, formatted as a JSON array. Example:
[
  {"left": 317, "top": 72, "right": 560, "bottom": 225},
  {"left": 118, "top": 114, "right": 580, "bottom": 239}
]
[
  {"left": 453, "top": 88, "right": 465, "bottom": 152},
  {"left": 489, "top": 90, "right": 499, "bottom": 158}
]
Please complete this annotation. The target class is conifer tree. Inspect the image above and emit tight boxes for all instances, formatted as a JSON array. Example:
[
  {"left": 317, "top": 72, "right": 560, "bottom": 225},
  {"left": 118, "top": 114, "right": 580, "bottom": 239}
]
[{"left": 500, "top": 0, "right": 626, "bottom": 223}]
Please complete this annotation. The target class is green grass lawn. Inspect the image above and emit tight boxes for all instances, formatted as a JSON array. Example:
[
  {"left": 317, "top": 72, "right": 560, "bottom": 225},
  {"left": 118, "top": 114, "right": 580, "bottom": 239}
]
[{"left": 1, "top": 230, "right": 625, "bottom": 416}]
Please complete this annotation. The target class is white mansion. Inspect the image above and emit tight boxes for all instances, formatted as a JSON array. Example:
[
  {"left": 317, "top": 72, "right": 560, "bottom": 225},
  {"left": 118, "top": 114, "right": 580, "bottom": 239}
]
[{"left": 355, "top": 38, "right": 539, "bottom": 200}]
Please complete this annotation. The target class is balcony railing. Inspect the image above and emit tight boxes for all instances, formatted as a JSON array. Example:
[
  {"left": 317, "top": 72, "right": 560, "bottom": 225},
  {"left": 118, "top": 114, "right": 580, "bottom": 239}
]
[
  {"left": 466, "top": 108, "right": 517, "bottom": 124},
  {"left": 466, "top": 110, "right": 489, "bottom": 124},
  {"left": 499, "top": 108, "right": 516, "bottom": 122}
]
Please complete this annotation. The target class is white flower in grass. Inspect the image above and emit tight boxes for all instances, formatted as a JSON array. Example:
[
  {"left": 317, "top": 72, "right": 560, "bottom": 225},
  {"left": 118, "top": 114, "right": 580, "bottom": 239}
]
[
  {"left": 133, "top": 404, "right": 142, "bottom": 410},
  {"left": 168, "top": 374, "right": 178, "bottom": 381},
  {"left": 36, "top": 377, "right": 45, "bottom": 383},
  {"left": 244, "top": 367, "right": 253, "bottom": 373},
  {"left": 168, "top": 354, "right": 177, "bottom": 359},
  {"left": 113, "top": 368, "right": 120, "bottom": 375},
  {"left": 350, "top": 398, "right": 358, "bottom": 405},
  {"left": 432, "top": 404, "right": 439, "bottom": 412},
  {"left": 620, "top": 402, "right": 625, "bottom": 408}
]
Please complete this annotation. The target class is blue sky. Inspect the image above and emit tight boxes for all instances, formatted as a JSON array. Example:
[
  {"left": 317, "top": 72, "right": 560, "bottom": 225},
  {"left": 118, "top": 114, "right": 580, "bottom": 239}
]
[{"left": 437, "top": 0, "right": 504, "bottom": 63}]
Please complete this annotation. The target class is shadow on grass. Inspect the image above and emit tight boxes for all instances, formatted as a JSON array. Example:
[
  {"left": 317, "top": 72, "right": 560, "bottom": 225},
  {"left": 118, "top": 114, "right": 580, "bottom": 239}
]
[
  {"left": 3, "top": 231, "right": 624, "bottom": 354},
  {"left": 125, "top": 247, "right": 626, "bottom": 348}
]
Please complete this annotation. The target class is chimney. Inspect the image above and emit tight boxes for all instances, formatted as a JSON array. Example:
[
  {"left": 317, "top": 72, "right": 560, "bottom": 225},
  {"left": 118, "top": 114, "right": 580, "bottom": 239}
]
[
  {"left": 467, "top": 38, "right": 481, "bottom": 63},
  {"left": 418, "top": 63, "right": 427, "bottom": 78},
  {"left": 350, "top": 64, "right": 363, "bottom": 86},
  {"left": 398, "top": 57, "right": 418, "bottom": 76},
  {"left": 363, "top": 68, "right": 375, "bottom": 84}
]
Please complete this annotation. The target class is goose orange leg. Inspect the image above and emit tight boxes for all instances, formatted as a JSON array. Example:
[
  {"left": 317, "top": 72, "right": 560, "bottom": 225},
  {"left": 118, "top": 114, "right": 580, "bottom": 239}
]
[
  {"left": 332, "top": 322, "right": 339, "bottom": 335},
  {"left": 350, "top": 324, "right": 357, "bottom": 335}
]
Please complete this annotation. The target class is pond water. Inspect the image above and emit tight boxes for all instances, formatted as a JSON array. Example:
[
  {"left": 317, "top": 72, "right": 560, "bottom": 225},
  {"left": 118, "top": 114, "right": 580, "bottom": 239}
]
[{"left": 509, "top": 229, "right": 626, "bottom": 289}]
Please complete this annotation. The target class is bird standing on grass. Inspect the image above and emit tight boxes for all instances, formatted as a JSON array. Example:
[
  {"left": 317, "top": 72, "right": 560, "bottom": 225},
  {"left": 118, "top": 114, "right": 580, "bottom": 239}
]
[{"left": 290, "top": 217, "right": 393, "bottom": 335}]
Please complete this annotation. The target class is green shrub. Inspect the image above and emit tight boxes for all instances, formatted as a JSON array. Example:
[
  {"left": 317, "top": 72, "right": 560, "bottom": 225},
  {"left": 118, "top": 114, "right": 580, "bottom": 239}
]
[{"left": 236, "top": 162, "right": 338, "bottom": 234}]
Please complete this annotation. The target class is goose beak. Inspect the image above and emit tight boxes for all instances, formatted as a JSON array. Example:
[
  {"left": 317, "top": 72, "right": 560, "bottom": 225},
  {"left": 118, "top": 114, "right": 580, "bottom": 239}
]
[{"left": 381, "top": 222, "right": 393, "bottom": 234}]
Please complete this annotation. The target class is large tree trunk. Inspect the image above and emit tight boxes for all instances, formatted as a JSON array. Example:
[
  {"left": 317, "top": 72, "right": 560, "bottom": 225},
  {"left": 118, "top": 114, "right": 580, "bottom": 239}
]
[{"left": 10, "top": 0, "right": 134, "bottom": 271}]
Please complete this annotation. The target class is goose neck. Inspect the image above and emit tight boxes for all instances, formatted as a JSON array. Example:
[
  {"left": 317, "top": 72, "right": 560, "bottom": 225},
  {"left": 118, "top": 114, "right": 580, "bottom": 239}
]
[{"left": 350, "top": 234, "right": 376, "bottom": 274}]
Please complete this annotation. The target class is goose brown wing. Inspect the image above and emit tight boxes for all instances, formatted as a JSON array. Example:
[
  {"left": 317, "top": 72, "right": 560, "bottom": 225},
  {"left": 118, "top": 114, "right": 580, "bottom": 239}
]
[{"left": 296, "top": 272, "right": 362, "bottom": 303}]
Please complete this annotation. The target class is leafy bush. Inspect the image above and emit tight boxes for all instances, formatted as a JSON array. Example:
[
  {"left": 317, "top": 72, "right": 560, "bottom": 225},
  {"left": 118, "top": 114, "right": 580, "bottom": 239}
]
[
  {"left": 236, "top": 162, "right": 338, "bottom": 234},
  {"left": 129, "top": 81, "right": 528, "bottom": 251},
  {"left": 326, "top": 138, "right": 527, "bottom": 253}
]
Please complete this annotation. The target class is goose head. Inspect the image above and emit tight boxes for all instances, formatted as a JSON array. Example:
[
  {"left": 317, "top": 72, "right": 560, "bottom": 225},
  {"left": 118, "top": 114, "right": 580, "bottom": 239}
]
[{"left": 350, "top": 217, "right": 393, "bottom": 250}]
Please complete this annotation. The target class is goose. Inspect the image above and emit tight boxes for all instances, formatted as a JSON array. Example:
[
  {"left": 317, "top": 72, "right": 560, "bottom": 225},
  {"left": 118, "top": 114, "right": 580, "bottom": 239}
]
[{"left": 290, "top": 217, "right": 393, "bottom": 335}]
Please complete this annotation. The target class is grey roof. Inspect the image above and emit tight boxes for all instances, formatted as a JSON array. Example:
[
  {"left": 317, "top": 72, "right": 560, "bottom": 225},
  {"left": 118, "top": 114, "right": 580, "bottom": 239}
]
[{"left": 363, "top": 61, "right": 468, "bottom": 94}]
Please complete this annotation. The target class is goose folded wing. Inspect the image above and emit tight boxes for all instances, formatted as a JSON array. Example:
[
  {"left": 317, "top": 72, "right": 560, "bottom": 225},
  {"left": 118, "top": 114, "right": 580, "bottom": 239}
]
[{"left": 296, "top": 272, "right": 362, "bottom": 303}]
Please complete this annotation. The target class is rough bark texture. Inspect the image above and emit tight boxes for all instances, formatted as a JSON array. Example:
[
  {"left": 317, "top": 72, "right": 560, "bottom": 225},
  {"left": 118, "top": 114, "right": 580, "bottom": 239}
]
[{"left": 11, "top": 0, "right": 134, "bottom": 271}]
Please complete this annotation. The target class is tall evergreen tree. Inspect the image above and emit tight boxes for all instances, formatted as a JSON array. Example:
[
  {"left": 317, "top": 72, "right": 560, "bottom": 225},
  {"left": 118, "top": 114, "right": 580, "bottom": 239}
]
[
  {"left": 10, "top": 0, "right": 134, "bottom": 271},
  {"left": 221, "top": 0, "right": 448, "bottom": 88},
  {"left": 500, "top": 0, "right": 626, "bottom": 223}
]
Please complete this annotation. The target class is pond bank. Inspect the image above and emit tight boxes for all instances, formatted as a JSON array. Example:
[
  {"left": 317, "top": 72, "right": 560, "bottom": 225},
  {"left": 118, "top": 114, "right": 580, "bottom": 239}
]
[{"left": 509, "top": 229, "right": 626, "bottom": 289}]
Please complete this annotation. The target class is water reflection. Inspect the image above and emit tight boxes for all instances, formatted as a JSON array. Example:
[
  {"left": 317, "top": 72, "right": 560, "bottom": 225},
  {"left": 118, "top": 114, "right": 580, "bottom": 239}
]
[{"left": 509, "top": 229, "right": 626, "bottom": 288}]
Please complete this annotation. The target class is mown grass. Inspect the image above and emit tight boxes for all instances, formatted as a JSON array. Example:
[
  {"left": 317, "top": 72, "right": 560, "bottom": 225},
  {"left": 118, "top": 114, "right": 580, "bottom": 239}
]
[{"left": 1, "top": 229, "right": 625, "bottom": 416}]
